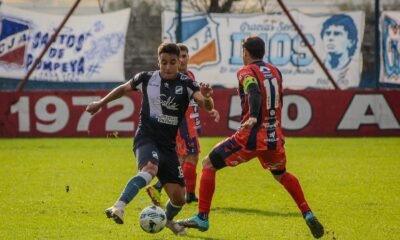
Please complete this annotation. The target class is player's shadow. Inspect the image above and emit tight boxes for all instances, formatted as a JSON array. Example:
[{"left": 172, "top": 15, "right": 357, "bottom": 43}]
[
  {"left": 213, "top": 207, "right": 298, "bottom": 218},
  {"left": 184, "top": 235, "right": 222, "bottom": 240}
]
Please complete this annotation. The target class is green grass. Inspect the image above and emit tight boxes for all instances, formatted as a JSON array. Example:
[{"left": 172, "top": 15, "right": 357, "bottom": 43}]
[{"left": 0, "top": 137, "right": 399, "bottom": 239}]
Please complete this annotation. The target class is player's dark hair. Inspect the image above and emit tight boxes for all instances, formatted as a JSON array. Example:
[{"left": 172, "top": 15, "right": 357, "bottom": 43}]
[
  {"left": 242, "top": 36, "right": 265, "bottom": 59},
  {"left": 158, "top": 42, "right": 180, "bottom": 57},
  {"left": 177, "top": 43, "right": 189, "bottom": 53}
]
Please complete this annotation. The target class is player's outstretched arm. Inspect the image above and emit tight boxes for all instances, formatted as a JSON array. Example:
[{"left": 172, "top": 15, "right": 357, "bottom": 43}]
[
  {"left": 86, "top": 81, "right": 133, "bottom": 115},
  {"left": 193, "top": 82, "right": 214, "bottom": 111}
]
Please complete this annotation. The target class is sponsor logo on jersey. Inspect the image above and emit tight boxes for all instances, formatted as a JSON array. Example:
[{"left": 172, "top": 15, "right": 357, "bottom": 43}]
[
  {"left": 154, "top": 94, "right": 179, "bottom": 110},
  {"left": 157, "top": 114, "right": 178, "bottom": 125},
  {"left": 166, "top": 14, "right": 220, "bottom": 69},
  {"left": 0, "top": 17, "right": 31, "bottom": 67}
]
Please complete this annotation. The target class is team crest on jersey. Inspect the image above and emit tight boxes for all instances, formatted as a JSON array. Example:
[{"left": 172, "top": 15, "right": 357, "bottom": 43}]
[
  {"left": 151, "top": 151, "right": 159, "bottom": 160},
  {"left": 0, "top": 17, "right": 31, "bottom": 67},
  {"left": 166, "top": 14, "right": 220, "bottom": 69},
  {"left": 175, "top": 86, "right": 183, "bottom": 94}
]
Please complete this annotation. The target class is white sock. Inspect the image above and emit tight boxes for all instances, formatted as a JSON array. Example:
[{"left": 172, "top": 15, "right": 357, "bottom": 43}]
[{"left": 114, "top": 200, "right": 126, "bottom": 209}]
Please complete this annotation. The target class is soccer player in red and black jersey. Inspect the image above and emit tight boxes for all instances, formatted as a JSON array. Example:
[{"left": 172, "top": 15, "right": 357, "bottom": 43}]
[
  {"left": 178, "top": 36, "right": 324, "bottom": 239},
  {"left": 176, "top": 44, "right": 220, "bottom": 203},
  {"left": 146, "top": 44, "right": 220, "bottom": 205}
]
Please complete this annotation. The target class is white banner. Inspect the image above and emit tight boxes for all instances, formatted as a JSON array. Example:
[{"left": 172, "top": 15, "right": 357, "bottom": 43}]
[
  {"left": 162, "top": 11, "right": 365, "bottom": 89},
  {"left": 380, "top": 11, "right": 400, "bottom": 85},
  {"left": 0, "top": 5, "right": 130, "bottom": 82}
]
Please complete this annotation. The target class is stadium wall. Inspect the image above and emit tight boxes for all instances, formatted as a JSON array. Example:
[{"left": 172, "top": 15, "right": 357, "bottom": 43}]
[{"left": 1, "top": 89, "right": 399, "bottom": 137}]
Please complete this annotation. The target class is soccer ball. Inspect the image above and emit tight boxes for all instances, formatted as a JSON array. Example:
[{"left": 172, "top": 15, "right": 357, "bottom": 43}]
[{"left": 139, "top": 206, "right": 167, "bottom": 233}]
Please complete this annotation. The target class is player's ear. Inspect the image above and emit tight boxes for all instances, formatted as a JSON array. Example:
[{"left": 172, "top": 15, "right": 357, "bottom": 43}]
[{"left": 157, "top": 58, "right": 160, "bottom": 68}]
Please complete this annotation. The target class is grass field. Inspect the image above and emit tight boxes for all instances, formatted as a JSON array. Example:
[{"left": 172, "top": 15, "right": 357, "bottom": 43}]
[{"left": 0, "top": 137, "right": 399, "bottom": 240}]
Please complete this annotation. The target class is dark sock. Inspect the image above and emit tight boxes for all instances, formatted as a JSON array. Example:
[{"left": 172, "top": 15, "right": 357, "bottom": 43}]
[
  {"left": 198, "top": 212, "right": 208, "bottom": 221},
  {"left": 119, "top": 175, "right": 147, "bottom": 204},
  {"left": 153, "top": 181, "right": 162, "bottom": 193},
  {"left": 165, "top": 200, "right": 182, "bottom": 221}
]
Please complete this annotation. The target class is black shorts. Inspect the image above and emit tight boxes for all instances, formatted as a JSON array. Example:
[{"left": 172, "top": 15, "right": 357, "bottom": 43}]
[{"left": 133, "top": 135, "right": 185, "bottom": 187}]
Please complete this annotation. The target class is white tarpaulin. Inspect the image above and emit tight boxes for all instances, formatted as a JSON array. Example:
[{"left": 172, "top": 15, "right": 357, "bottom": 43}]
[
  {"left": 162, "top": 11, "right": 365, "bottom": 89},
  {"left": 380, "top": 11, "right": 400, "bottom": 86},
  {"left": 0, "top": 5, "right": 130, "bottom": 82}
]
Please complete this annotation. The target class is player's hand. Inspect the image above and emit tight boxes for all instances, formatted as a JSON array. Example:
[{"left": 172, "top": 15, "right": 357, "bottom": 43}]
[
  {"left": 200, "top": 82, "right": 213, "bottom": 99},
  {"left": 242, "top": 117, "right": 257, "bottom": 129},
  {"left": 208, "top": 109, "right": 220, "bottom": 123},
  {"left": 86, "top": 101, "right": 102, "bottom": 115}
]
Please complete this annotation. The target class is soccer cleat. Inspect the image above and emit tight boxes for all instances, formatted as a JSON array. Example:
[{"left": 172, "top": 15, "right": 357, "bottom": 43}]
[
  {"left": 166, "top": 220, "right": 187, "bottom": 236},
  {"left": 177, "top": 214, "right": 209, "bottom": 232},
  {"left": 186, "top": 192, "right": 199, "bottom": 204},
  {"left": 304, "top": 211, "right": 324, "bottom": 239},
  {"left": 146, "top": 185, "right": 162, "bottom": 207},
  {"left": 105, "top": 206, "right": 124, "bottom": 224}
]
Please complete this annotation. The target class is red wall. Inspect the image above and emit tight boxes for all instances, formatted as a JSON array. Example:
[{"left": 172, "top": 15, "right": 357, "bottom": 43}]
[{"left": 1, "top": 90, "right": 399, "bottom": 137}]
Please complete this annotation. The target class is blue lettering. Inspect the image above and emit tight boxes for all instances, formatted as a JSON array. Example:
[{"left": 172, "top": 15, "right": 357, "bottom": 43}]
[
  {"left": 32, "top": 32, "right": 41, "bottom": 48},
  {"left": 42, "top": 61, "right": 52, "bottom": 71},
  {"left": 62, "top": 63, "right": 68, "bottom": 72},
  {"left": 41, "top": 33, "right": 49, "bottom": 46},
  {"left": 58, "top": 49, "right": 65, "bottom": 59},
  {"left": 291, "top": 34, "right": 314, "bottom": 66},
  {"left": 76, "top": 34, "right": 85, "bottom": 52},
  {"left": 70, "top": 60, "right": 77, "bottom": 72},
  {"left": 26, "top": 54, "right": 33, "bottom": 68},
  {"left": 58, "top": 34, "right": 67, "bottom": 44},
  {"left": 269, "top": 34, "right": 291, "bottom": 66},
  {"left": 229, "top": 32, "right": 249, "bottom": 64},
  {"left": 229, "top": 32, "right": 317, "bottom": 67},
  {"left": 204, "top": 27, "right": 212, "bottom": 44},
  {"left": 18, "top": 33, "right": 28, "bottom": 45},
  {"left": 66, "top": 35, "right": 75, "bottom": 48},
  {"left": 78, "top": 57, "right": 85, "bottom": 74},
  {"left": 7, "top": 38, "right": 15, "bottom": 49},
  {"left": 49, "top": 48, "right": 57, "bottom": 58},
  {"left": 53, "top": 62, "right": 61, "bottom": 71}
]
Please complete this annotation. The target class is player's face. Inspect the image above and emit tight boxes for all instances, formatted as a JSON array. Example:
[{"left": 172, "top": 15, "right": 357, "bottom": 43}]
[
  {"left": 158, "top": 53, "right": 180, "bottom": 80},
  {"left": 322, "top": 25, "right": 352, "bottom": 55},
  {"left": 179, "top": 50, "right": 189, "bottom": 72}
]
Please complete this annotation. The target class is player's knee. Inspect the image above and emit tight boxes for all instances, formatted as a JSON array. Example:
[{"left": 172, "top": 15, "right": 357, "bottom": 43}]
[
  {"left": 140, "top": 160, "right": 158, "bottom": 177},
  {"left": 207, "top": 151, "right": 226, "bottom": 170},
  {"left": 171, "top": 196, "right": 186, "bottom": 206},
  {"left": 271, "top": 168, "right": 286, "bottom": 181},
  {"left": 170, "top": 192, "right": 186, "bottom": 206},
  {"left": 185, "top": 154, "right": 199, "bottom": 165},
  {"left": 201, "top": 156, "right": 213, "bottom": 168}
]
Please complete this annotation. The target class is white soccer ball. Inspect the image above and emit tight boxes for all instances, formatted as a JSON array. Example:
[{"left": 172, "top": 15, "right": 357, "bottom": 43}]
[{"left": 139, "top": 206, "right": 167, "bottom": 233}]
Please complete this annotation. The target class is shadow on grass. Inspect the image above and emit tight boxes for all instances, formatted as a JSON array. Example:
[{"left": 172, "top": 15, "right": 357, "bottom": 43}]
[
  {"left": 213, "top": 207, "right": 299, "bottom": 218},
  {"left": 184, "top": 235, "right": 222, "bottom": 240}
]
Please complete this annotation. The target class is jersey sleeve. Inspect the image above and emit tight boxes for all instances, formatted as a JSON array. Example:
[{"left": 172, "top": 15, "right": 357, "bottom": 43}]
[
  {"left": 130, "top": 71, "right": 148, "bottom": 92},
  {"left": 237, "top": 66, "right": 259, "bottom": 93},
  {"left": 186, "top": 77, "right": 200, "bottom": 100},
  {"left": 187, "top": 70, "right": 196, "bottom": 81}
]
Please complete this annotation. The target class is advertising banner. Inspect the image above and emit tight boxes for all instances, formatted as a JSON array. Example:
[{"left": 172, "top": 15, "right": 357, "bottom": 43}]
[
  {"left": 380, "top": 11, "right": 400, "bottom": 86},
  {"left": 162, "top": 11, "right": 365, "bottom": 89},
  {"left": 0, "top": 5, "right": 130, "bottom": 82},
  {"left": 1, "top": 90, "right": 399, "bottom": 137}
]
